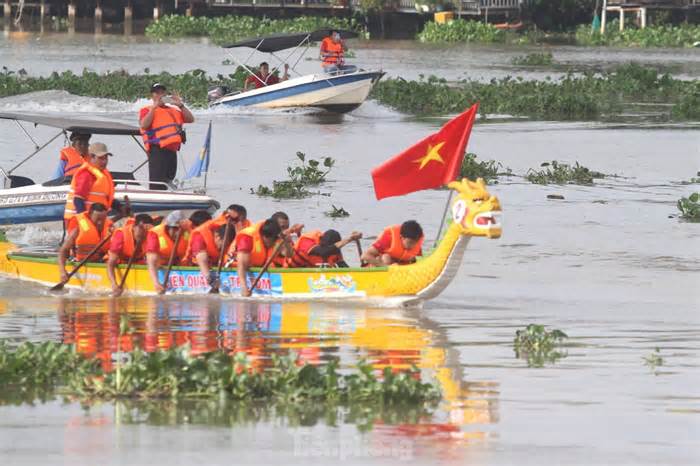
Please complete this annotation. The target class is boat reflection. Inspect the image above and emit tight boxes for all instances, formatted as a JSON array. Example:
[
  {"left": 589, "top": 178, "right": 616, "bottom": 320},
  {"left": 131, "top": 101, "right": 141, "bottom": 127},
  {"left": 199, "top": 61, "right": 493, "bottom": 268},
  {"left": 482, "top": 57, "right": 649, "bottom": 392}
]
[{"left": 57, "top": 297, "right": 498, "bottom": 439}]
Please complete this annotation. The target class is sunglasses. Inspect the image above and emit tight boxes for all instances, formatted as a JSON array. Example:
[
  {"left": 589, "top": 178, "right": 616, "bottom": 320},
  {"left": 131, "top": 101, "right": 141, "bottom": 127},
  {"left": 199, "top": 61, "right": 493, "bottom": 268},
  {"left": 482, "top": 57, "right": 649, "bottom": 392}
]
[{"left": 91, "top": 153, "right": 110, "bottom": 159}]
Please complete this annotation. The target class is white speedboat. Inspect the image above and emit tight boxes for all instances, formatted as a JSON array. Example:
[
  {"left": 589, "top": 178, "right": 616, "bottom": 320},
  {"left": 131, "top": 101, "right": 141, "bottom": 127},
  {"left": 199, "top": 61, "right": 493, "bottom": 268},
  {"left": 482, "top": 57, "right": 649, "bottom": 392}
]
[
  {"left": 0, "top": 113, "right": 219, "bottom": 226},
  {"left": 209, "top": 30, "right": 384, "bottom": 114}
]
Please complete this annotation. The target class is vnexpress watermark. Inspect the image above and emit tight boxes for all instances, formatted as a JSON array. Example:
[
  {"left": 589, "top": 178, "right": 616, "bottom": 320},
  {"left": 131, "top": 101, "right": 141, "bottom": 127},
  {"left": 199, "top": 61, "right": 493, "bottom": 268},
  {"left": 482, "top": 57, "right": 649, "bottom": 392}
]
[{"left": 294, "top": 431, "right": 413, "bottom": 461}]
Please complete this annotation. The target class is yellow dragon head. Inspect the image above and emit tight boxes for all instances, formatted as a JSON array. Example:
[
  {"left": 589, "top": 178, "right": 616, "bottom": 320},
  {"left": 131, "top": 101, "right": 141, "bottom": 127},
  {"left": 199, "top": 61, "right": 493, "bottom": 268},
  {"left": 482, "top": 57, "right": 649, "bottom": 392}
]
[{"left": 448, "top": 178, "right": 502, "bottom": 238}]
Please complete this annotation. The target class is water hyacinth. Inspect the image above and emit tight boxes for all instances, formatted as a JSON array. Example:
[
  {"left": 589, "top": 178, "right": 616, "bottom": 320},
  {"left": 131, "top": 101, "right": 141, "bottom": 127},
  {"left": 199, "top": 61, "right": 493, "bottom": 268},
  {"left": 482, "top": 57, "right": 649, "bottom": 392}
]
[
  {"left": 145, "top": 15, "right": 361, "bottom": 45},
  {"left": 575, "top": 23, "right": 700, "bottom": 48},
  {"left": 513, "top": 324, "right": 569, "bottom": 368},
  {"left": 526, "top": 161, "right": 606, "bottom": 185},
  {"left": 0, "top": 341, "right": 440, "bottom": 405},
  {"left": 417, "top": 20, "right": 505, "bottom": 43}
]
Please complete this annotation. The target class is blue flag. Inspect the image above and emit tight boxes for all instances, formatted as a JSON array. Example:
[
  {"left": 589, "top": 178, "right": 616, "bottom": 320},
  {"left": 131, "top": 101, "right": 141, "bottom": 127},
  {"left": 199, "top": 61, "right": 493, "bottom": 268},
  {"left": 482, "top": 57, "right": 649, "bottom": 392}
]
[{"left": 185, "top": 121, "right": 212, "bottom": 180}]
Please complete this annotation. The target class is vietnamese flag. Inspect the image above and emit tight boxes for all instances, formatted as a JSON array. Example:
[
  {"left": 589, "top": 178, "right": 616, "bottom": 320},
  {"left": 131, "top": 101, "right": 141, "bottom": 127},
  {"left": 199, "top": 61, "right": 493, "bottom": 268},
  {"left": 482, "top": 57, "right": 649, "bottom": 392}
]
[{"left": 371, "top": 103, "right": 479, "bottom": 200}]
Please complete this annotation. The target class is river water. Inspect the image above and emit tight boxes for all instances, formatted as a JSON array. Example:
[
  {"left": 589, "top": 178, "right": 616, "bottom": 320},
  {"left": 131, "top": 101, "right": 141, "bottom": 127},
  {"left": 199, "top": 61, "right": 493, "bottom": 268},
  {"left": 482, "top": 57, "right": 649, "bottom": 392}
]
[{"left": 0, "top": 33, "right": 699, "bottom": 465}]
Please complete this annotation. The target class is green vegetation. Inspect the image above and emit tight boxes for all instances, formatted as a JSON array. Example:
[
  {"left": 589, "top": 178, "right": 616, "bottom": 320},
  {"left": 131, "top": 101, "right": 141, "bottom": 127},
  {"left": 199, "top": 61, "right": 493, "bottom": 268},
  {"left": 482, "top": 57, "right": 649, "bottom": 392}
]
[
  {"left": 0, "top": 341, "right": 440, "bottom": 405},
  {"left": 145, "top": 15, "right": 360, "bottom": 45},
  {"left": 576, "top": 23, "right": 700, "bottom": 48},
  {"left": 325, "top": 205, "right": 350, "bottom": 218},
  {"left": 253, "top": 152, "right": 335, "bottom": 199},
  {"left": 371, "top": 63, "right": 699, "bottom": 120},
  {"left": 526, "top": 161, "right": 605, "bottom": 185},
  {"left": 513, "top": 324, "right": 569, "bottom": 368},
  {"left": 460, "top": 153, "right": 512, "bottom": 184},
  {"left": 677, "top": 193, "right": 700, "bottom": 221},
  {"left": 511, "top": 52, "right": 554, "bottom": 66},
  {"left": 417, "top": 19, "right": 505, "bottom": 43},
  {"left": 643, "top": 347, "right": 664, "bottom": 372}
]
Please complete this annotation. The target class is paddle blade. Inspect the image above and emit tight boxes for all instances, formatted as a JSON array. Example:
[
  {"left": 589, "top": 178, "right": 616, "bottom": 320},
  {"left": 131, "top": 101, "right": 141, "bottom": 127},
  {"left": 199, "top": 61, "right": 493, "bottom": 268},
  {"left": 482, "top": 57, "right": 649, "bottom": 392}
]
[{"left": 49, "top": 283, "right": 66, "bottom": 292}]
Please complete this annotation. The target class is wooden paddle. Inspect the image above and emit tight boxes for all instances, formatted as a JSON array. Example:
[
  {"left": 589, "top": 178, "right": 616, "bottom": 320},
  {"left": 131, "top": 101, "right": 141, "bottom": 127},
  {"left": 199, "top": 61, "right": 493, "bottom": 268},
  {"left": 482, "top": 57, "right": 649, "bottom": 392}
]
[
  {"left": 159, "top": 228, "right": 183, "bottom": 295},
  {"left": 51, "top": 233, "right": 112, "bottom": 292},
  {"left": 209, "top": 221, "right": 233, "bottom": 294},
  {"left": 249, "top": 236, "right": 287, "bottom": 293},
  {"left": 355, "top": 239, "right": 367, "bottom": 267},
  {"left": 114, "top": 236, "right": 145, "bottom": 296}
]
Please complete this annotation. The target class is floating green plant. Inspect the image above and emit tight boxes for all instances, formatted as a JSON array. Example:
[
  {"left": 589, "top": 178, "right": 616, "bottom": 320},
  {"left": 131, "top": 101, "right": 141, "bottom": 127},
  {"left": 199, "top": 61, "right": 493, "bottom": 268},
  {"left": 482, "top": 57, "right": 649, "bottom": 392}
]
[
  {"left": 526, "top": 161, "right": 605, "bottom": 185},
  {"left": 677, "top": 193, "right": 700, "bottom": 221},
  {"left": 417, "top": 19, "right": 506, "bottom": 43},
  {"left": 511, "top": 52, "right": 554, "bottom": 66},
  {"left": 325, "top": 205, "right": 350, "bottom": 218},
  {"left": 145, "top": 15, "right": 360, "bottom": 45},
  {"left": 643, "top": 347, "right": 664, "bottom": 372},
  {"left": 460, "top": 153, "right": 512, "bottom": 184},
  {"left": 575, "top": 22, "right": 700, "bottom": 48},
  {"left": 253, "top": 152, "right": 334, "bottom": 200},
  {"left": 513, "top": 324, "right": 568, "bottom": 368},
  {"left": 0, "top": 341, "right": 440, "bottom": 406}
]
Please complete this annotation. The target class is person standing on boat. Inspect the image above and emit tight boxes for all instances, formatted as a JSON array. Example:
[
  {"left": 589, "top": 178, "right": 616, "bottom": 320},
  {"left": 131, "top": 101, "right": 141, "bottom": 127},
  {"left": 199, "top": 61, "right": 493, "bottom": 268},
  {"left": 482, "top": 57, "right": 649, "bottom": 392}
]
[
  {"left": 139, "top": 83, "right": 195, "bottom": 190},
  {"left": 361, "top": 220, "right": 424, "bottom": 267},
  {"left": 146, "top": 210, "right": 192, "bottom": 294},
  {"left": 106, "top": 214, "right": 155, "bottom": 297},
  {"left": 243, "top": 62, "right": 289, "bottom": 91},
  {"left": 53, "top": 131, "right": 91, "bottom": 179},
  {"left": 320, "top": 30, "right": 356, "bottom": 75},
  {"left": 64, "top": 143, "right": 122, "bottom": 225},
  {"left": 57, "top": 203, "right": 112, "bottom": 283}
]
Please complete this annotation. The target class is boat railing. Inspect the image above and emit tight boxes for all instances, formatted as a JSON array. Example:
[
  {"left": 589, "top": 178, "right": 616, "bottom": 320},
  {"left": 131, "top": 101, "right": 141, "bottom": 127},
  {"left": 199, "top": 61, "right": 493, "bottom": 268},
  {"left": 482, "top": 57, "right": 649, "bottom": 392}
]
[{"left": 113, "top": 178, "right": 179, "bottom": 192}]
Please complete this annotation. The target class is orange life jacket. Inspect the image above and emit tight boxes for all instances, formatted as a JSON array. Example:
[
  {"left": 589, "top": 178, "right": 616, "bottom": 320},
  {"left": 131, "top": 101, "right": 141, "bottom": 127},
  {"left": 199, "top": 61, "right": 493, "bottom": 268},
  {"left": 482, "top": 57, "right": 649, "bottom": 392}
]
[
  {"left": 141, "top": 105, "right": 184, "bottom": 151},
  {"left": 112, "top": 223, "right": 146, "bottom": 263},
  {"left": 321, "top": 37, "right": 344, "bottom": 66},
  {"left": 383, "top": 225, "right": 424, "bottom": 264},
  {"left": 287, "top": 230, "right": 342, "bottom": 268},
  {"left": 188, "top": 219, "right": 219, "bottom": 265},
  {"left": 60, "top": 146, "right": 88, "bottom": 177},
  {"left": 229, "top": 222, "right": 284, "bottom": 268},
  {"left": 151, "top": 223, "right": 190, "bottom": 263},
  {"left": 73, "top": 212, "right": 113, "bottom": 261},
  {"left": 64, "top": 162, "right": 115, "bottom": 221}
]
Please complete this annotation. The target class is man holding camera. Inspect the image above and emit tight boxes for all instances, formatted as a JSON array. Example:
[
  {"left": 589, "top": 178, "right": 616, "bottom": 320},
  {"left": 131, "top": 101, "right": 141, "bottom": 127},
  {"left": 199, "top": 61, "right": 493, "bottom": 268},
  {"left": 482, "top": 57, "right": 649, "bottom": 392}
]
[{"left": 139, "top": 83, "right": 195, "bottom": 190}]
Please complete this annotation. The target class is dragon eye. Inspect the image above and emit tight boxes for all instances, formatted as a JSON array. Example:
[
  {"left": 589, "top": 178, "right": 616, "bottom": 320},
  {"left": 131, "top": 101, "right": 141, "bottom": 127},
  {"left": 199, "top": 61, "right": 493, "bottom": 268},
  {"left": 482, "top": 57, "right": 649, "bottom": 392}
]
[{"left": 452, "top": 200, "right": 467, "bottom": 224}]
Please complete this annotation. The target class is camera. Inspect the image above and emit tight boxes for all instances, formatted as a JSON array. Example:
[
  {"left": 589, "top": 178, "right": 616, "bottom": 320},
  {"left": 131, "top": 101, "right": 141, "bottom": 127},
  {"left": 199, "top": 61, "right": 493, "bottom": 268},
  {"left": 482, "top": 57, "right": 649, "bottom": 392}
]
[{"left": 161, "top": 95, "right": 174, "bottom": 105}]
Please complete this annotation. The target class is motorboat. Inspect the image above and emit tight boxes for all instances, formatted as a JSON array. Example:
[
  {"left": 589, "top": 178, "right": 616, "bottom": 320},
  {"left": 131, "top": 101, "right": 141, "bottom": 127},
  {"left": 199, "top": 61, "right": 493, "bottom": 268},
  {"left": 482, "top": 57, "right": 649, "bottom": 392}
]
[
  {"left": 0, "top": 113, "right": 219, "bottom": 226},
  {"left": 208, "top": 30, "right": 384, "bottom": 114}
]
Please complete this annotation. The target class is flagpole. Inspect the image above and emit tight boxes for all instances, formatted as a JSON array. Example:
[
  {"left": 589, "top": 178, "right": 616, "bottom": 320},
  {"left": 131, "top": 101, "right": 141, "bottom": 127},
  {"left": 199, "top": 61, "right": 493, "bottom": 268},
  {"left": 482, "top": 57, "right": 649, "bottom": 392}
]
[
  {"left": 434, "top": 190, "right": 453, "bottom": 248},
  {"left": 203, "top": 120, "right": 211, "bottom": 193}
]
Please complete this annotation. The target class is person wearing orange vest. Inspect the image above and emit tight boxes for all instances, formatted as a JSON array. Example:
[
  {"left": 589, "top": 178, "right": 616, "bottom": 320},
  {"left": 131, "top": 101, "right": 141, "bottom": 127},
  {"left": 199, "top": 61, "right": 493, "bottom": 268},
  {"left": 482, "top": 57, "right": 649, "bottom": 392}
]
[
  {"left": 146, "top": 210, "right": 192, "bottom": 294},
  {"left": 361, "top": 220, "right": 424, "bottom": 267},
  {"left": 189, "top": 217, "right": 235, "bottom": 288},
  {"left": 63, "top": 143, "right": 122, "bottom": 225},
  {"left": 57, "top": 203, "right": 113, "bottom": 283},
  {"left": 319, "top": 30, "right": 357, "bottom": 75},
  {"left": 212, "top": 204, "right": 252, "bottom": 233},
  {"left": 287, "top": 229, "right": 363, "bottom": 268},
  {"left": 106, "top": 214, "right": 155, "bottom": 297},
  {"left": 53, "top": 131, "right": 91, "bottom": 179},
  {"left": 139, "top": 83, "right": 194, "bottom": 190},
  {"left": 234, "top": 219, "right": 285, "bottom": 297}
]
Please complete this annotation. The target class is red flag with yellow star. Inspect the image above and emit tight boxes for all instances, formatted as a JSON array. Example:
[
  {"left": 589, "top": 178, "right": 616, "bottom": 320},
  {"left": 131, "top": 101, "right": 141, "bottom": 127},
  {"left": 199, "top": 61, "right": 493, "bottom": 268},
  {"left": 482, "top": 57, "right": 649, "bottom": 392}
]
[{"left": 371, "top": 103, "right": 479, "bottom": 200}]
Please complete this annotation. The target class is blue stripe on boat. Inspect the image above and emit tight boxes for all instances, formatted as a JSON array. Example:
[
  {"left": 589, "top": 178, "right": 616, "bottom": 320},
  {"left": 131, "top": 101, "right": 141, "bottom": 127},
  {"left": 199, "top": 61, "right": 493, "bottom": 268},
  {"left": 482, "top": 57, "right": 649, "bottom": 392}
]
[{"left": 215, "top": 72, "right": 381, "bottom": 108}]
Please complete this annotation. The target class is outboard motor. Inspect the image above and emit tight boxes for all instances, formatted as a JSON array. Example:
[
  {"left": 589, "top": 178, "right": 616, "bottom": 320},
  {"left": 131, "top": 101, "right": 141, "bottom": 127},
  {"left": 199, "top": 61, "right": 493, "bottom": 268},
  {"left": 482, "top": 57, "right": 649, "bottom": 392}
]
[{"left": 207, "top": 86, "right": 230, "bottom": 103}]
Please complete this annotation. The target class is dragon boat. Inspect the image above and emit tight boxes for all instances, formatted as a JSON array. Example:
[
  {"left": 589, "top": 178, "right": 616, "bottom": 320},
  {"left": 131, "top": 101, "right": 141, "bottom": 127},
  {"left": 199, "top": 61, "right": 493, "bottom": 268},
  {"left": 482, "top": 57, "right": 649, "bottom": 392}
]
[{"left": 0, "top": 179, "right": 501, "bottom": 305}]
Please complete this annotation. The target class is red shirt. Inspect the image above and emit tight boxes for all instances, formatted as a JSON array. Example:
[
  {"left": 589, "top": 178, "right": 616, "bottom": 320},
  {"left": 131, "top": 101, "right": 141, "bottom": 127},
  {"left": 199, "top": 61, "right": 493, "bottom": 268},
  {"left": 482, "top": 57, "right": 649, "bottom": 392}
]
[
  {"left": 189, "top": 231, "right": 208, "bottom": 257},
  {"left": 144, "top": 231, "right": 160, "bottom": 254},
  {"left": 372, "top": 230, "right": 423, "bottom": 256},
  {"left": 109, "top": 230, "right": 125, "bottom": 254},
  {"left": 139, "top": 106, "right": 182, "bottom": 152},
  {"left": 235, "top": 233, "right": 254, "bottom": 254},
  {"left": 73, "top": 169, "right": 96, "bottom": 201},
  {"left": 245, "top": 73, "right": 280, "bottom": 89}
]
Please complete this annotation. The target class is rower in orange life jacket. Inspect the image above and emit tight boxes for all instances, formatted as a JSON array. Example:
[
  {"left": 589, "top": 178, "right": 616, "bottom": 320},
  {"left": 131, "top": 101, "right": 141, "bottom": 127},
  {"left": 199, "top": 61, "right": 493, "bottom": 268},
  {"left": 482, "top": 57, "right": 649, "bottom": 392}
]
[
  {"left": 145, "top": 210, "right": 193, "bottom": 294},
  {"left": 106, "top": 214, "right": 155, "bottom": 297},
  {"left": 53, "top": 131, "right": 91, "bottom": 179},
  {"left": 361, "top": 220, "right": 424, "bottom": 267},
  {"left": 188, "top": 216, "right": 235, "bottom": 288},
  {"left": 233, "top": 219, "right": 285, "bottom": 297},
  {"left": 57, "top": 203, "right": 113, "bottom": 284},
  {"left": 139, "top": 82, "right": 194, "bottom": 190},
  {"left": 287, "top": 229, "right": 363, "bottom": 268},
  {"left": 319, "top": 30, "right": 357, "bottom": 74},
  {"left": 64, "top": 143, "right": 118, "bottom": 224},
  {"left": 212, "top": 204, "right": 252, "bottom": 233}
]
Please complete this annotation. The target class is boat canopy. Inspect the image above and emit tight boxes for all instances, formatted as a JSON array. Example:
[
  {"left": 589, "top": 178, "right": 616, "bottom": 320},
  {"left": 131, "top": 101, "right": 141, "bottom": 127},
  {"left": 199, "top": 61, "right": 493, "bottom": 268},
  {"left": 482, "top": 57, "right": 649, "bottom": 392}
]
[
  {"left": 224, "top": 29, "right": 359, "bottom": 53},
  {"left": 0, "top": 112, "right": 140, "bottom": 135}
]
